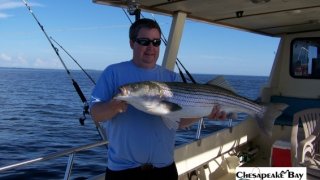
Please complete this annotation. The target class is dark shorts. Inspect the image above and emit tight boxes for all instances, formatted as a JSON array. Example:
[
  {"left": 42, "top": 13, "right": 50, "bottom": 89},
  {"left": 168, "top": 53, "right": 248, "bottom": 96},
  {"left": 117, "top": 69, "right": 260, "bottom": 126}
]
[{"left": 105, "top": 162, "right": 178, "bottom": 180}]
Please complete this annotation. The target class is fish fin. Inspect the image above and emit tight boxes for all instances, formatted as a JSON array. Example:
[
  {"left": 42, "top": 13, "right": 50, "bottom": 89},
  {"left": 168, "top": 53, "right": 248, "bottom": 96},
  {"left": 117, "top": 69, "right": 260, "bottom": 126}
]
[
  {"left": 206, "top": 76, "right": 236, "bottom": 93},
  {"left": 162, "top": 117, "right": 180, "bottom": 130},
  {"left": 256, "top": 103, "right": 288, "bottom": 136},
  {"left": 160, "top": 100, "right": 182, "bottom": 112}
]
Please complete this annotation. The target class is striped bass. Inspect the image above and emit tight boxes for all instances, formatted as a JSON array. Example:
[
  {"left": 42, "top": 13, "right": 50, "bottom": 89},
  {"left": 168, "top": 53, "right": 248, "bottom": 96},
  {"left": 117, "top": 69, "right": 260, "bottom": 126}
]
[{"left": 114, "top": 77, "right": 287, "bottom": 136}]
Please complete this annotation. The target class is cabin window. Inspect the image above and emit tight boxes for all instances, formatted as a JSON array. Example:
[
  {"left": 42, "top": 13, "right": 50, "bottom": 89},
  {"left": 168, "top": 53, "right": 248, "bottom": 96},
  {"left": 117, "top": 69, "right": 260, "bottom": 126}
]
[{"left": 290, "top": 38, "right": 320, "bottom": 79}]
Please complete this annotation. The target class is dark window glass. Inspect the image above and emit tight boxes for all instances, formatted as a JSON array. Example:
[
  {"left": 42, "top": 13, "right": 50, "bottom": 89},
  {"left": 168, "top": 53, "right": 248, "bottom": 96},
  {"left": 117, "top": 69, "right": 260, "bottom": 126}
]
[{"left": 290, "top": 38, "right": 320, "bottom": 79}]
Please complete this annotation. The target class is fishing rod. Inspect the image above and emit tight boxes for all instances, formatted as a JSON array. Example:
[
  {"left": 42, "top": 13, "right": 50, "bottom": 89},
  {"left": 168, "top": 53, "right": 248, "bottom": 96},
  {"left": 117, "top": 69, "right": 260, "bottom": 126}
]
[
  {"left": 146, "top": 14, "right": 205, "bottom": 137},
  {"left": 149, "top": 14, "right": 197, "bottom": 84},
  {"left": 122, "top": 8, "right": 133, "bottom": 24},
  {"left": 21, "top": 0, "right": 90, "bottom": 126},
  {"left": 50, "top": 37, "right": 96, "bottom": 85},
  {"left": 124, "top": 5, "right": 205, "bottom": 139},
  {"left": 160, "top": 33, "right": 197, "bottom": 84}
]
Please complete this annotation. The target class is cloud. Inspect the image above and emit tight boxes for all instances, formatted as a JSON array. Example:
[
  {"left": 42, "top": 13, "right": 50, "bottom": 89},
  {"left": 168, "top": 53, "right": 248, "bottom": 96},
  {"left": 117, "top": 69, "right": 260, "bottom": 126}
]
[
  {"left": 0, "top": 0, "right": 43, "bottom": 19},
  {"left": 0, "top": 1, "right": 24, "bottom": 10},
  {"left": 0, "top": 12, "right": 10, "bottom": 18},
  {"left": 0, "top": 53, "right": 29, "bottom": 67},
  {"left": 16, "top": 55, "right": 28, "bottom": 64},
  {"left": 0, "top": 53, "right": 63, "bottom": 69},
  {"left": 33, "top": 58, "right": 62, "bottom": 69},
  {"left": 0, "top": 0, "right": 43, "bottom": 10},
  {"left": 0, "top": 53, "right": 12, "bottom": 61}
]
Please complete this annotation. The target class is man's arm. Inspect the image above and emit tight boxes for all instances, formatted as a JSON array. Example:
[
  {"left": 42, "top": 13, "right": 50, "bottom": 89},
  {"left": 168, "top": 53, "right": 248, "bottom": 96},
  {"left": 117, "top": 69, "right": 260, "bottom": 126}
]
[{"left": 90, "top": 100, "right": 127, "bottom": 122}]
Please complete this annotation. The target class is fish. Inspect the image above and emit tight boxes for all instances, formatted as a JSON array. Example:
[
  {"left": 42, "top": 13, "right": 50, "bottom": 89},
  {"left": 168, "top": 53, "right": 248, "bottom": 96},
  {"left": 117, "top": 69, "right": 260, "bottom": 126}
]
[{"left": 114, "top": 76, "right": 287, "bottom": 136}]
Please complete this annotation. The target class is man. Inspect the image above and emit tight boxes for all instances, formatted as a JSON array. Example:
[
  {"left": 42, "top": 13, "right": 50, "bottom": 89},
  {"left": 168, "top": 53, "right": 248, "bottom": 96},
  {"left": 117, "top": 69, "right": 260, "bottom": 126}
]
[{"left": 90, "top": 18, "right": 225, "bottom": 180}]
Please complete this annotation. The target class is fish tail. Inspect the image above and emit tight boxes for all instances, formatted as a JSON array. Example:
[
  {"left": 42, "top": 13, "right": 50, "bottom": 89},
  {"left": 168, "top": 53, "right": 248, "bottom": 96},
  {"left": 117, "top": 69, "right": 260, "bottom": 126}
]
[{"left": 256, "top": 103, "right": 288, "bottom": 136}]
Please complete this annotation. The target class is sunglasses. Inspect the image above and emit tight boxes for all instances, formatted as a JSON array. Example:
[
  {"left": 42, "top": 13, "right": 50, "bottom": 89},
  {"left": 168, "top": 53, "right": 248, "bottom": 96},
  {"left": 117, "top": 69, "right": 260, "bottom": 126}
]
[{"left": 135, "top": 38, "right": 161, "bottom": 47}]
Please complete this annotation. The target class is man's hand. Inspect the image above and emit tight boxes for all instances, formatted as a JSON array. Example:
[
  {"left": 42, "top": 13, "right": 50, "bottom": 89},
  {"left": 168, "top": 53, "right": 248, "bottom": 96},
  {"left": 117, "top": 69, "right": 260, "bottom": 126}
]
[
  {"left": 206, "top": 105, "right": 227, "bottom": 120},
  {"left": 90, "top": 99, "right": 128, "bottom": 122},
  {"left": 179, "top": 105, "right": 227, "bottom": 129},
  {"left": 111, "top": 99, "right": 128, "bottom": 114}
]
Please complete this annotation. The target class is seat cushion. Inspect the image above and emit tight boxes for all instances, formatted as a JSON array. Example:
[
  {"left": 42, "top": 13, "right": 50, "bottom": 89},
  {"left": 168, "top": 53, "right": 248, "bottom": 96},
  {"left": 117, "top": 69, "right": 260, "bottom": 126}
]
[{"left": 270, "top": 96, "right": 320, "bottom": 126}]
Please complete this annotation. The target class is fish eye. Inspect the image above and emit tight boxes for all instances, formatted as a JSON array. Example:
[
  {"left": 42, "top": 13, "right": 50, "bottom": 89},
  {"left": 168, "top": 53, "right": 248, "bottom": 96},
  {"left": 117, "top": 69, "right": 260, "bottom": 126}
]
[{"left": 132, "top": 84, "right": 139, "bottom": 91}]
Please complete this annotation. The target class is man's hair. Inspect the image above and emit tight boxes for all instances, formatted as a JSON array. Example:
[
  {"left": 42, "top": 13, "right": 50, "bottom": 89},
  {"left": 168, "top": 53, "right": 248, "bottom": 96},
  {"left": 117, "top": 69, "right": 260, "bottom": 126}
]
[{"left": 129, "top": 18, "right": 161, "bottom": 40}]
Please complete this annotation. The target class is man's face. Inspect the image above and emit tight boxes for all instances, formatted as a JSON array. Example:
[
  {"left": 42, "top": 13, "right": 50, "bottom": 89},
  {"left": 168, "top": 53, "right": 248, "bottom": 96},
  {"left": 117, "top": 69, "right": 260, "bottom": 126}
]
[{"left": 130, "top": 28, "right": 161, "bottom": 69}]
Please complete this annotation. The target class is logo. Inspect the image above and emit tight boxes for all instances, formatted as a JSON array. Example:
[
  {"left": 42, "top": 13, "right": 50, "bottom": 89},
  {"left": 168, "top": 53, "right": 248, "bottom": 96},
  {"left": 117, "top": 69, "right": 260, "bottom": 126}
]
[{"left": 236, "top": 167, "right": 306, "bottom": 180}]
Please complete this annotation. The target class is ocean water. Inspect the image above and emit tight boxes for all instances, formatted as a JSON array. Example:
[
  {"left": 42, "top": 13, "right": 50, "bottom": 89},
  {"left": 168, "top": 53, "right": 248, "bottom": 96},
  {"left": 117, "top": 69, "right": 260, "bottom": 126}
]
[{"left": 0, "top": 67, "right": 268, "bottom": 180}]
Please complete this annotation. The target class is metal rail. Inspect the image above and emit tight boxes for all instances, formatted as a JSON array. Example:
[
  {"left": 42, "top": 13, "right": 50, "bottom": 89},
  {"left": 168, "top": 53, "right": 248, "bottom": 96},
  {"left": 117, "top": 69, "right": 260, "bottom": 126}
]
[
  {"left": 0, "top": 141, "right": 108, "bottom": 179},
  {"left": 0, "top": 123, "right": 218, "bottom": 178}
]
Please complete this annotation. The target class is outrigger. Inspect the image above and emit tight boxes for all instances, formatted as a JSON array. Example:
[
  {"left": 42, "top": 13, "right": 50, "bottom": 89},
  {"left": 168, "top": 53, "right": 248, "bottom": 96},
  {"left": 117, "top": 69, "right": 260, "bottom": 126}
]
[{"left": 1, "top": 0, "right": 320, "bottom": 179}]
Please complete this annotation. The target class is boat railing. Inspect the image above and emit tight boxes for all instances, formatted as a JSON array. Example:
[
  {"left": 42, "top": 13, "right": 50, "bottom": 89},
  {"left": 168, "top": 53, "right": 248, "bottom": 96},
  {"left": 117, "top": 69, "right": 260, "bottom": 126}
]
[
  {"left": 0, "top": 121, "right": 219, "bottom": 179},
  {"left": 0, "top": 140, "right": 108, "bottom": 180}
]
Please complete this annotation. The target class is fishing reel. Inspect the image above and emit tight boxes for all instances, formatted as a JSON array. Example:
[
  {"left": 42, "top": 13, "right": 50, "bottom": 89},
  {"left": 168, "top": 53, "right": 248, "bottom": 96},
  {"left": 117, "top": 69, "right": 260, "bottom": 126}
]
[
  {"left": 126, "top": 0, "right": 141, "bottom": 21},
  {"left": 79, "top": 102, "right": 90, "bottom": 126}
]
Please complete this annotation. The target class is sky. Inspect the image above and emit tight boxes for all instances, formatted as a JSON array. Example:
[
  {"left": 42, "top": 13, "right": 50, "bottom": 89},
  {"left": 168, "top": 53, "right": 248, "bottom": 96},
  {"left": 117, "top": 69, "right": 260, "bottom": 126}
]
[{"left": 0, "top": 0, "right": 280, "bottom": 76}]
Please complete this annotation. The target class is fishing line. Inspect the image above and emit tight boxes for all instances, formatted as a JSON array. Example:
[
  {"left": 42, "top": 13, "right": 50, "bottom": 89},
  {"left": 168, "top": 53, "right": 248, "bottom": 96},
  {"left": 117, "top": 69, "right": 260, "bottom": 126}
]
[
  {"left": 148, "top": 13, "right": 197, "bottom": 84},
  {"left": 176, "top": 63, "right": 187, "bottom": 83},
  {"left": 50, "top": 37, "right": 96, "bottom": 85},
  {"left": 123, "top": 9, "right": 206, "bottom": 139},
  {"left": 122, "top": 8, "right": 133, "bottom": 24},
  {"left": 22, "top": 0, "right": 90, "bottom": 126},
  {"left": 146, "top": 13, "right": 206, "bottom": 135},
  {"left": 122, "top": 8, "right": 195, "bottom": 83},
  {"left": 160, "top": 33, "right": 197, "bottom": 84}
]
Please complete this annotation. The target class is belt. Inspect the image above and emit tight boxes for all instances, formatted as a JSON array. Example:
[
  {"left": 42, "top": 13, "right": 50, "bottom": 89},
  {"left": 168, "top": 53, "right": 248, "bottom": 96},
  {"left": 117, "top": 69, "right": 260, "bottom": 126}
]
[
  {"left": 140, "top": 163, "right": 154, "bottom": 171},
  {"left": 107, "top": 163, "right": 174, "bottom": 172},
  {"left": 106, "top": 162, "right": 178, "bottom": 179}
]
